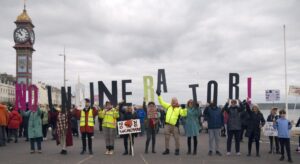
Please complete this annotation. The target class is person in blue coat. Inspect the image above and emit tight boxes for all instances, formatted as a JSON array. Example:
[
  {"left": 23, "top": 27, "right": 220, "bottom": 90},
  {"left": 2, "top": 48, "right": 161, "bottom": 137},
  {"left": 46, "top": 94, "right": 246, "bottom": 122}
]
[
  {"left": 273, "top": 110, "right": 293, "bottom": 163},
  {"left": 204, "top": 102, "right": 223, "bottom": 156},
  {"left": 184, "top": 100, "right": 200, "bottom": 155}
]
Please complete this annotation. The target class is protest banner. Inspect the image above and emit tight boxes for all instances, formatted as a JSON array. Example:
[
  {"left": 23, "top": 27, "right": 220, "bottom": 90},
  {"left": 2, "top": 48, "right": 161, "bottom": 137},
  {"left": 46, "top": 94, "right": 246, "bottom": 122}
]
[
  {"left": 289, "top": 85, "right": 300, "bottom": 96},
  {"left": 265, "top": 90, "right": 280, "bottom": 102},
  {"left": 263, "top": 122, "right": 278, "bottom": 136},
  {"left": 117, "top": 119, "right": 141, "bottom": 135}
]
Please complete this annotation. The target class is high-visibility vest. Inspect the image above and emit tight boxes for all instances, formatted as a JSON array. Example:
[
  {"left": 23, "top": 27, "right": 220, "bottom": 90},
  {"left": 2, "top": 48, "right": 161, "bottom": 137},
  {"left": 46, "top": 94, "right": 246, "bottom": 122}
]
[
  {"left": 158, "top": 96, "right": 187, "bottom": 126},
  {"left": 80, "top": 109, "right": 94, "bottom": 127},
  {"left": 99, "top": 108, "right": 119, "bottom": 128}
]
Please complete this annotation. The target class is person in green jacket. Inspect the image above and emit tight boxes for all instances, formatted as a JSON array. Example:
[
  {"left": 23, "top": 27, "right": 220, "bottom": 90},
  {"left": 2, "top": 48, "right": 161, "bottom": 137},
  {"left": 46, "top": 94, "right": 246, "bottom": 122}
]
[
  {"left": 185, "top": 99, "right": 200, "bottom": 155},
  {"left": 156, "top": 90, "right": 187, "bottom": 155},
  {"left": 22, "top": 107, "right": 43, "bottom": 154}
]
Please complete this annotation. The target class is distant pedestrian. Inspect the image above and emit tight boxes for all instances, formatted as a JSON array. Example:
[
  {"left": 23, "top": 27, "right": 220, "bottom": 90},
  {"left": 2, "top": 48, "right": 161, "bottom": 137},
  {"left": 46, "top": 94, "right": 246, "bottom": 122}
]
[
  {"left": 245, "top": 103, "right": 265, "bottom": 157},
  {"left": 267, "top": 108, "right": 280, "bottom": 154},
  {"left": 204, "top": 102, "right": 223, "bottom": 156},
  {"left": 22, "top": 108, "right": 43, "bottom": 154},
  {"left": 8, "top": 108, "right": 22, "bottom": 143},
  {"left": 0, "top": 104, "right": 9, "bottom": 147},
  {"left": 274, "top": 110, "right": 293, "bottom": 163},
  {"left": 156, "top": 90, "right": 187, "bottom": 156},
  {"left": 223, "top": 99, "right": 244, "bottom": 156},
  {"left": 185, "top": 100, "right": 200, "bottom": 155}
]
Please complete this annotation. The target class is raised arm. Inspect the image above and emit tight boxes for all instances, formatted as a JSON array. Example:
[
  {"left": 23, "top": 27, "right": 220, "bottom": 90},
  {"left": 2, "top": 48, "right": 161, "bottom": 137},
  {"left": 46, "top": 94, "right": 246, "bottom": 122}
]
[{"left": 158, "top": 96, "right": 171, "bottom": 110}]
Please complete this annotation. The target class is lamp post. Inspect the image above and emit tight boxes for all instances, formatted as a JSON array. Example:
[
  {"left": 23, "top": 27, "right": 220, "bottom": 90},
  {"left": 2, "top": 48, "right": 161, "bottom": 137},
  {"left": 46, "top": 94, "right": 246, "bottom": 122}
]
[{"left": 58, "top": 47, "right": 66, "bottom": 89}]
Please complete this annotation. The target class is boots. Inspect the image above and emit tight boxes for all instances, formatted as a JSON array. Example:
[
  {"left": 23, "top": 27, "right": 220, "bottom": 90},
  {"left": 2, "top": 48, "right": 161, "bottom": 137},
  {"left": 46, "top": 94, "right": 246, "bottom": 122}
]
[
  {"left": 175, "top": 149, "right": 180, "bottom": 156},
  {"left": 162, "top": 149, "right": 170, "bottom": 155},
  {"left": 193, "top": 142, "right": 197, "bottom": 155},
  {"left": 152, "top": 141, "right": 156, "bottom": 153}
]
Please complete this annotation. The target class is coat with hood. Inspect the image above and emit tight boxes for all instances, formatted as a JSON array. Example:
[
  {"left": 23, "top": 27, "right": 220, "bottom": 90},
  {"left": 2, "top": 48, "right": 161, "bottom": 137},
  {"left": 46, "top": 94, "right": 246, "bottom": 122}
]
[
  {"left": 8, "top": 110, "right": 22, "bottom": 129},
  {"left": 22, "top": 108, "right": 43, "bottom": 139}
]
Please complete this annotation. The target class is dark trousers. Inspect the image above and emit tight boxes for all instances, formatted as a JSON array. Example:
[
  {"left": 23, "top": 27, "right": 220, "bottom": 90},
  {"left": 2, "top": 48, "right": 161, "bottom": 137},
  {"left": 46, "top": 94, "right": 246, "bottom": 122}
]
[
  {"left": 187, "top": 136, "right": 198, "bottom": 153},
  {"left": 240, "top": 125, "right": 247, "bottom": 141},
  {"left": 227, "top": 130, "right": 240, "bottom": 153},
  {"left": 42, "top": 124, "right": 48, "bottom": 138},
  {"left": 30, "top": 138, "right": 42, "bottom": 151},
  {"left": 248, "top": 132, "right": 260, "bottom": 155},
  {"left": 269, "top": 136, "right": 280, "bottom": 152},
  {"left": 145, "top": 128, "right": 156, "bottom": 152},
  {"left": 19, "top": 123, "right": 24, "bottom": 137},
  {"left": 8, "top": 129, "right": 18, "bottom": 142},
  {"left": 81, "top": 132, "right": 93, "bottom": 151},
  {"left": 279, "top": 138, "right": 292, "bottom": 160},
  {"left": 0, "top": 126, "right": 7, "bottom": 146},
  {"left": 124, "top": 134, "right": 135, "bottom": 153},
  {"left": 98, "top": 118, "right": 103, "bottom": 131}
]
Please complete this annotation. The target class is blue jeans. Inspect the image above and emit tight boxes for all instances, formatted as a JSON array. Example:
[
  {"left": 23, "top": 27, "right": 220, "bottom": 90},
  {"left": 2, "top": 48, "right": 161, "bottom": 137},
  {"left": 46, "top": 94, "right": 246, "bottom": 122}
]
[{"left": 30, "top": 138, "right": 42, "bottom": 151}]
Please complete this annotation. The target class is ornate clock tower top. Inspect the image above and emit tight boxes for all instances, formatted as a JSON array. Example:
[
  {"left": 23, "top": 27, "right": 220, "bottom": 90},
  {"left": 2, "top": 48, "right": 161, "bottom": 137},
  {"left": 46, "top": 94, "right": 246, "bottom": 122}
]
[{"left": 13, "top": 2, "right": 35, "bottom": 86}]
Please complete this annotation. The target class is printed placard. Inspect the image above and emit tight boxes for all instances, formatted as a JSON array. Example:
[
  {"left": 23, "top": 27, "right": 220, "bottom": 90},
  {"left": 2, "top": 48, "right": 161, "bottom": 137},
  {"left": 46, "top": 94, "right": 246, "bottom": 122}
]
[
  {"left": 118, "top": 119, "right": 141, "bottom": 135},
  {"left": 263, "top": 122, "right": 278, "bottom": 136}
]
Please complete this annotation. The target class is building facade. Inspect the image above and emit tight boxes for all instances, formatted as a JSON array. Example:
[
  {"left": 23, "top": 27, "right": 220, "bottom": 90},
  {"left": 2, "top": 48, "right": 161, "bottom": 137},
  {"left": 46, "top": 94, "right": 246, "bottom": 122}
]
[{"left": 0, "top": 73, "right": 16, "bottom": 104}]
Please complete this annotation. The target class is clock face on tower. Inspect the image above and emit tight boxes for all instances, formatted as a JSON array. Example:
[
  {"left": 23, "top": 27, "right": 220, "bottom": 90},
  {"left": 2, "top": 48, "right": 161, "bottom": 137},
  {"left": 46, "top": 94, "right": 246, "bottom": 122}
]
[{"left": 14, "top": 27, "right": 30, "bottom": 43}]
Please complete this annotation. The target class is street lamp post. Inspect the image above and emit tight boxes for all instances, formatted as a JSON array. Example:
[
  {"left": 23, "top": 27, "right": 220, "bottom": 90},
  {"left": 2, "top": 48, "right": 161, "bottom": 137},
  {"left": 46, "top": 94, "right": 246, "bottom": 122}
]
[{"left": 58, "top": 47, "right": 66, "bottom": 89}]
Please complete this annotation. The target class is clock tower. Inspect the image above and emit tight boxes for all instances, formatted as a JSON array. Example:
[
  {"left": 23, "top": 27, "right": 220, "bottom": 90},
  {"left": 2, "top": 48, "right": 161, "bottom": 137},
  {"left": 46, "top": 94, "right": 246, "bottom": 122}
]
[{"left": 13, "top": 4, "right": 35, "bottom": 87}]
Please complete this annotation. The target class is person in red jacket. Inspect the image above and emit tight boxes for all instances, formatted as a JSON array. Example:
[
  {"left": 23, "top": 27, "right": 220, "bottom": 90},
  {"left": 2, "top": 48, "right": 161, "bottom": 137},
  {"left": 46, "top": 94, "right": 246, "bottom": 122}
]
[
  {"left": 8, "top": 108, "right": 22, "bottom": 143},
  {"left": 74, "top": 99, "right": 98, "bottom": 155}
]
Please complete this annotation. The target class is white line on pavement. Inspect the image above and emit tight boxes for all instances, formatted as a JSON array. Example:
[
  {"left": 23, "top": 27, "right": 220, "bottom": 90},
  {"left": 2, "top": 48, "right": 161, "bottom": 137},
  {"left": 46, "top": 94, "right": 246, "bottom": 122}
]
[
  {"left": 77, "top": 155, "right": 94, "bottom": 164},
  {"left": 140, "top": 154, "right": 149, "bottom": 164}
]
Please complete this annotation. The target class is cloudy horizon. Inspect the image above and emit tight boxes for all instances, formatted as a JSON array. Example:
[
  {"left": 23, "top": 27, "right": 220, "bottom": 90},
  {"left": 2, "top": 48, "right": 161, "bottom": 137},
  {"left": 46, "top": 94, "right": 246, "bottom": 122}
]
[{"left": 0, "top": 0, "right": 299, "bottom": 105}]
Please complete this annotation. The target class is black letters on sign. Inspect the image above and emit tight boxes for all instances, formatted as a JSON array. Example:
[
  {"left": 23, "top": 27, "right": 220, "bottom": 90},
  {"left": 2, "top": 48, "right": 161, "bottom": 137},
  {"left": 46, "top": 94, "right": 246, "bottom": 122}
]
[
  {"left": 189, "top": 84, "right": 199, "bottom": 103},
  {"left": 98, "top": 81, "right": 118, "bottom": 107},
  {"left": 61, "top": 87, "right": 72, "bottom": 113},
  {"left": 229, "top": 73, "right": 240, "bottom": 99},
  {"left": 207, "top": 81, "right": 218, "bottom": 105},
  {"left": 90, "top": 82, "right": 94, "bottom": 108},
  {"left": 156, "top": 69, "right": 168, "bottom": 93},
  {"left": 122, "top": 80, "right": 132, "bottom": 106},
  {"left": 46, "top": 86, "right": 53, "bottom": 112}
]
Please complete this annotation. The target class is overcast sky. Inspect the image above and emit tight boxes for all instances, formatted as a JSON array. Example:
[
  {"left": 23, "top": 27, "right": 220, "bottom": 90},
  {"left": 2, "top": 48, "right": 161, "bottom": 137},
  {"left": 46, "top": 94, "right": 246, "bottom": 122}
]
[{"left": 0, "top": 0, "right": 299, "bottom": 105}]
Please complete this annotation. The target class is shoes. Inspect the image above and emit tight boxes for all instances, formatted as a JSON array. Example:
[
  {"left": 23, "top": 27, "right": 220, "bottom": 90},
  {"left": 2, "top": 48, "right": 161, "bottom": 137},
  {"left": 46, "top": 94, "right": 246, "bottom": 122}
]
[
  {"left": 152, "top": 150, "right": 156, "bottom": 154},
  {"left": 236, "top": 152, "right": 241, "bottom": 156},
  {"left": 60, "top": 150, "right": 67, "bottom": 155},
  {"left": 288, "top": 159, "right": 293, "bottom": 163},
  {"left": 175, "top": 149, "right": 179, "bottom": 156},
  {"left": 80, "top": 150, "right": 86, "bottom": 155},
  {"left": 279, "top": 156, "right": 284, "bottom": 161},
  {"left": 14, "top": 140, "right": 18, "bottom": 143},
  {"left": 89, "top": 150, "right": 93, "bottom": 155},
  {"left": 162, "top": 149, "right": 170, "bottom": 155},
  {"left": 247, "top": 154, "right": 251, "bottom": 157},
  {"left": 226, "top": 152, "right": 231, "bottom": 156},
  {"left": 256, "top": 154, "right": 260, "bottom": 157},
  {"left": 104, "top": 150, "right": 109, "bottom": 155},
  {"left": 123, "top": 151, "right": 128, "bottom": 155},
  {"left": 37, "top": 150, "right": 42, "bottom": 154},
  {"left": 108, "top": 150, "right": 114, "bottom": 155},
  {"left": 30, "top": 150, "right": 35, "bottom": 154},
  {"left": 268, "top": 150, "right": 272, "bottom": 154},
  {"left": 216, "top": 151, "right": 222, "bottom": 156},
  {"left": 208, "top": 151, "right": 213, "bottom": 156}
]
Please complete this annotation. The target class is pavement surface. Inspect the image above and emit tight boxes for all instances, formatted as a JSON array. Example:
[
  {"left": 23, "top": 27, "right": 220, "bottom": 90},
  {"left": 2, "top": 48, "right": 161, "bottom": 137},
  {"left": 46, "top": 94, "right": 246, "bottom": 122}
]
[{"left": 1, "top": 127, "right": 300, "bottom": 164}]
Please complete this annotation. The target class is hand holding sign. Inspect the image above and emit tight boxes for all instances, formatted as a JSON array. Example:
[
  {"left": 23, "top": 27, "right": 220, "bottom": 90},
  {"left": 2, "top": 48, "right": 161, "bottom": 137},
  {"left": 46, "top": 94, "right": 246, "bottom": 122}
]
[{"left": 156, "top": 90, "right": 161, "bottom": 96}]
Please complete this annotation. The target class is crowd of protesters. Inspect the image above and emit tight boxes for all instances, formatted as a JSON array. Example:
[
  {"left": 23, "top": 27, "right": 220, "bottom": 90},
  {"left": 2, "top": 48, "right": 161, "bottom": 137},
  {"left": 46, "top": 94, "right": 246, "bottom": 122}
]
[{"left": 0, "top": 93, "right": 299, "bottom": 163}]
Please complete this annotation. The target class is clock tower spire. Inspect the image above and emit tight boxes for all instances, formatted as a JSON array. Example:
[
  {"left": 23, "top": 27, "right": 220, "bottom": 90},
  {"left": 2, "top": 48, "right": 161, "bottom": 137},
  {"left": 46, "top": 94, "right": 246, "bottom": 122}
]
[{"left": 13, "top": 1, "right": 35, "bottom": 87}]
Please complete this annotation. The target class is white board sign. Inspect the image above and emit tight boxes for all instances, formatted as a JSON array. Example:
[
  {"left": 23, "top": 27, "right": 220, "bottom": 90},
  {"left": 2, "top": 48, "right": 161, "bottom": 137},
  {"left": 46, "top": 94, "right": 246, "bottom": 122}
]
[
  {"left": 265, "top": 90, "right": 280, "bottom": 102},
  {"left": 289, "top": 85, "right": 300, "bottom": 96},
  {"left": 117, "top": 119, "right": 141, "bottom": 135},
  {"left": 263, "top": 122, "right": 278, "bottom": 136}
]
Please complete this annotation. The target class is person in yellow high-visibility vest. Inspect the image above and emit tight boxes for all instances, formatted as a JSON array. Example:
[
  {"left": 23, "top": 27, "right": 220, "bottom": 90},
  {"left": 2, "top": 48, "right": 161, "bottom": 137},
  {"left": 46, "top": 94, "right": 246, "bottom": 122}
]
[
  {"left": 99, "top": 101, "right": 119, "bottom": 155},
  {"left": 74, "top": 99, "right": 97, "bottom": 155},
  {"left": 156, "top": 90, "right": 187, "bottom": 156}
]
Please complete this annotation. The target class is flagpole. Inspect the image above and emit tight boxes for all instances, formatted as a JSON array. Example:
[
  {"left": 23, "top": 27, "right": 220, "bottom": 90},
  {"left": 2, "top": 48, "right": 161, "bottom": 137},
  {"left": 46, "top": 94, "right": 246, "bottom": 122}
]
[{"left": 283, "top": 25, "right": 288, "bottom": 118}]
